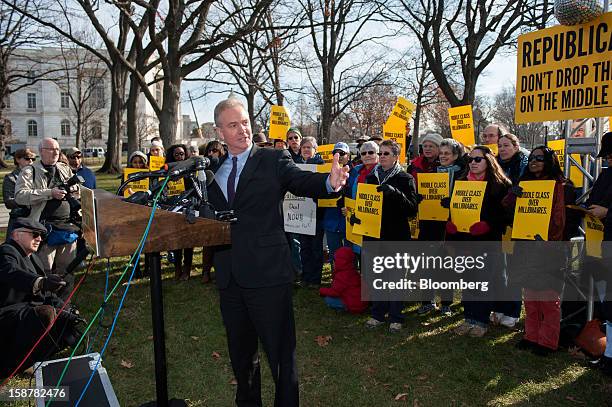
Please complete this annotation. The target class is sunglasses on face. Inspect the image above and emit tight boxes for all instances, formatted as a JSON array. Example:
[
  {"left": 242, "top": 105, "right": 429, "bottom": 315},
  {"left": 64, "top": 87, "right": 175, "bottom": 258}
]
[
  {"left": 378, "top": 151, "right": 392, "bottom": 156},
  {"left": 529, "top": 155, "right": 545, "bottom": 162},
  {"left": 287, "top": 136, "right": 299, "bottom": 141},
  {"left": 467, "top": 156, "right": 485, "bottom": 163},
  {"left": 174, "top": 151, "right": 185, "bottom": 156},
  {"left": 333, "top": 150, "right": 347, "bottom": 156},
  {"left": 24, "top": 157, "right": 35, "bottom": 161},
  {"left": 70, "top": 154, "right": 82, "bottom": 159},
  {"left": 361, "top": 151, "right": 376, "bottom": 156},
  {"left": 20, "top": 230, "right": 43, "bottom": 239}
]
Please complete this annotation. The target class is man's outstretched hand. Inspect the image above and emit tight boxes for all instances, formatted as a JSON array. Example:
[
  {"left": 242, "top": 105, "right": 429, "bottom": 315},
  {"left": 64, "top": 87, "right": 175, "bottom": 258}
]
[{"left": 329, "top": 153, "right": 350, "bottom": 192}]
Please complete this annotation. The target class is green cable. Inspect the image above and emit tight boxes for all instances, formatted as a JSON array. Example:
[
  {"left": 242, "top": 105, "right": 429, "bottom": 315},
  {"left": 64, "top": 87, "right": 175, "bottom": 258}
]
[{"left": 45, "top": 176, "right": 171, "bottom": 406}]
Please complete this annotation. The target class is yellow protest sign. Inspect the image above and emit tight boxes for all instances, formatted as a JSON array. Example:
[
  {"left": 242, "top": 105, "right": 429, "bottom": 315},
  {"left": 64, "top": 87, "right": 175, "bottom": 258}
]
[
  {"left": 417, "top": 173, "right": 450, "bottom": 221},
  {"left": 409, "top": 216, "right": 419, "bottom": 239},
  {"left": 547, "top": 139, "right": 584, "bottom": 187},
  {"left": 449, "top": 181, "right": 487, "bottom": 233},
  {"left": 317, "top": 144, "right": 335, "bottom": 165},
  {"left": 511, "top": 180, "right": 556, "bottom": 240},
  {"left": 585, "top": 214, "right": 604, "bottom": 258},
  {"left": 269, "top": 105, "right": 291, "bottom": 140},
  {"left": 318, "top": 197, "right": 340, "bottom": 208},
  {"left": 387, "top": 96, "right": 416, "bottom": 123},
  {"left": 149, "top": 155, "right": 165, "bottom": 171},
  {"left": 515, "top": 12, "right": 612, "bottom": 123},
  {"left": 344, "top": 198, "right": 363, "bottom": 246},
  {"left": 448, "top": 105, "right": 475, "bottom": 146},
  {"left": 353, "top": 183, "right": 383, "bottom": 238},
  {"left": 502, "top": 226, "right": 514, "bottom": 254},
  {"left": 123, "top": 168, "right": 149, "bottom": 197},
  {"left": 167, "top": 178, "right": 185, "bottom": 196},
  {"left": 383, "top": 118, "right": 407, "bottom": 164},
  {"left": 484, "top": 143, "right": 498, "bottom": 156}
]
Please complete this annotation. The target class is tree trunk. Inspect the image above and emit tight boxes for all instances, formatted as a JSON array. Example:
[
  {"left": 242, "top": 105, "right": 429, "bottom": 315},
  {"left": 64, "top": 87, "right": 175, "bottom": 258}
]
[
  {"left": 99, "top": 64, "right": 125, "bottom": 174},
  {"left": 247, "top": 85, "right": 256, "bottom": 129},
  {"left": 159, "top": 75, "right": 181, "bottom": 147},
  {"left": 126, "top": 75, "right": 139, "bottom": 156},
  {"left": 320, "top": 66, "right": 333, "bottom": 144}
]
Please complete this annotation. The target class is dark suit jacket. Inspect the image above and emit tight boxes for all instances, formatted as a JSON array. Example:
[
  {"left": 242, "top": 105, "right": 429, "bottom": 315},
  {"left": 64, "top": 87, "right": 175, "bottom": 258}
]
[
  {"left": 0, "top": 240, "right": 47, "bottom": 308},
  {"left": 208, "top": 145, "right": 332, "bottom": 289}
]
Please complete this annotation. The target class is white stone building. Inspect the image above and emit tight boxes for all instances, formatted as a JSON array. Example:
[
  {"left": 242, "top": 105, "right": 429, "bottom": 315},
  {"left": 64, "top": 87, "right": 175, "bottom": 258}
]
[{"left": 3, "top": 47, "right": 192, "bottom": 153}]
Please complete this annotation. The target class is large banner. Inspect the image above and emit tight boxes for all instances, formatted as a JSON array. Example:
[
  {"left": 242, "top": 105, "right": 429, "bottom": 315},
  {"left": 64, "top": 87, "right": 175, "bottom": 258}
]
[
  {"left": 449, "top": 181, "right": 487, "bottom": 233},
  {"left": 283, "top": 164, "right": 316, "bottom": 235},
  {"left": 417, "top": 173, "right": 450, "bottom": 221},
  {"left": 515, "top": 12, "right": 612, "bottom": 123},
  {"left": 511, "top": 180, "right": 556, "bottom": 240}
]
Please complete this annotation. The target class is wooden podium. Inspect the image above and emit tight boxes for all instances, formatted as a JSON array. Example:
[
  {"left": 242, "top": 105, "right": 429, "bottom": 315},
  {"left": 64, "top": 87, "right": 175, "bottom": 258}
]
[{"left": 81, "top": 188, "right": 230, "bottom": 407}]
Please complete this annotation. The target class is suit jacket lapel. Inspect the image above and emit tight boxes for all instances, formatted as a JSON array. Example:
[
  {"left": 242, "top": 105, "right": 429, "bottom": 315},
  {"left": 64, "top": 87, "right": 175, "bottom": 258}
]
[
  {"left": 234, "top": 144, "right": 262, "bottom": 205},
  {"left": 210, "top": 155, "right": 229, "bottom": 209}
]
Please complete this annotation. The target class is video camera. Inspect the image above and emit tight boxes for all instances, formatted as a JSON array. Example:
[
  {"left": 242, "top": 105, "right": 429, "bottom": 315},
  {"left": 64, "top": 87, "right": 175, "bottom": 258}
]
[{"left": 57, "top": 173, "right": 85, "bottom": 194}]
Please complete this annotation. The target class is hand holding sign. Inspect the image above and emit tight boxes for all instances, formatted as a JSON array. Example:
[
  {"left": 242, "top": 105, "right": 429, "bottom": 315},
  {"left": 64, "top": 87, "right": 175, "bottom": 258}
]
[{"left": 329, "top": 153, "right": 349, "bottom": 192}]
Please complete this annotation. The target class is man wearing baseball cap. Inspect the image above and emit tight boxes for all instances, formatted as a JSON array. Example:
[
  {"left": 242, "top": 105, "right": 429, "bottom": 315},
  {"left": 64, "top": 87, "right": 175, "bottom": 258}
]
[
  {"left": 66, "top": 147, "right": 96, "bottom": 189},
  {"left": 0, "top": 218, "right": 72, "bottom": 376}
]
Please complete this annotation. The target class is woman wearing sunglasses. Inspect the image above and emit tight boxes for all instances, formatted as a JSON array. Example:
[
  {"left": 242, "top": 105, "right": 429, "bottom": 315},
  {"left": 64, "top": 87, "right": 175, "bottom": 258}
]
[
  {"left": 447, "top": 146, "right": 512, "bottom": 338},
  {"left": 3, "top": 149, "right": 36, "bottom": 239},
  {"left": 363, "top": 140, "right": 418, "bottom": 333},
  {"left": 503, "top": 146, "right": 576, "bottom": 355},
  {"left": 342, "top": 141, "right": 380, "bottom": 257},
  {"left": 166, "top": 144, "right": 195, "bottom": 281}
]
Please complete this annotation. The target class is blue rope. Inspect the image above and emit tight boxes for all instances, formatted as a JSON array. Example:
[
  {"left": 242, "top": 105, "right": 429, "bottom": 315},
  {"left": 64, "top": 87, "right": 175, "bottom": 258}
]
[
  {"left": 74, "top": 194, "right": 161, "bottom": 406},
  {"left": 86, "top": 258, "right": 111, "bottom": 354}
]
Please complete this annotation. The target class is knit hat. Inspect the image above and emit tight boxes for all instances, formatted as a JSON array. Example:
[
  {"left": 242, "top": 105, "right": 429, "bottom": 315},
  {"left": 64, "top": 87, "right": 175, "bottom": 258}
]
[
  {"left": 150, "top": 139, "right": 164, "bottom": 149},
  {"left": 129, "top": 151, "right": 148, "bottom": 166},
  {"left": 287, "top": 127, "right": 302, "bottom": 138},
  {"left": 421, "top": 133, "right": 443, "bottom": 146}
]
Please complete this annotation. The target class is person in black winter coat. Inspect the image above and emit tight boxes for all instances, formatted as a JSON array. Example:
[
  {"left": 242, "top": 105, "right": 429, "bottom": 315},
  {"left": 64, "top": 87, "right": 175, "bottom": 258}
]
[{"left": 363, "top": 140, "right": 418, "bottom": 333}]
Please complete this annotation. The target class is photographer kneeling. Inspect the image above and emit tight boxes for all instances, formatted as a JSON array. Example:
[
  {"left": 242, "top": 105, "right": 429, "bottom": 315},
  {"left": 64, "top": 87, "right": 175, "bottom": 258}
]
[{"left": 0, "top": 218, "right": 81, "bottom": 378}]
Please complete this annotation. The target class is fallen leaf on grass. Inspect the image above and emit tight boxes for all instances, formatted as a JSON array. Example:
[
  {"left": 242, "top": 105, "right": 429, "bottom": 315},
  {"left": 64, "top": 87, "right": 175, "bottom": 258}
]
[
  {"left": 394, "top": 393, "right": 408, "bottom": 401},
  {"left": 120, "top": 359, "right": 134, "bottom": 369},
  {"left": 229, "top": 378, "right": 237, "bottom": 385},
  {"left": 315, "top": 335, "right": 332, "bottom": 347},
  {"left": 568, "top": 346, "right": 586, "bottom": 360},
  {"left": 416, "top": 374, "right": 428, "bottom": 381},
  {"left": 212, "top": 351, "right": 221, "bottom": 360},
  {"left": 365, "top": 366, "right": 376, "bottom": 375}
]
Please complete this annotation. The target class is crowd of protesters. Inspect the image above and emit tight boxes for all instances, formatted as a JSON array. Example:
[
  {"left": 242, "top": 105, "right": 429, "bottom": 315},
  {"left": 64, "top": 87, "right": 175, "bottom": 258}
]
[{"left": 1, "top": 121, "right": 611, "bottom": 379}]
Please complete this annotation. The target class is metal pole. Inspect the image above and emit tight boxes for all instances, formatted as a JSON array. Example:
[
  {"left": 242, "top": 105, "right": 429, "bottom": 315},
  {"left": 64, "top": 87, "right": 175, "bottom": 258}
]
[{"left": 187, "top": 91, "right": 200, "bottom": 130}]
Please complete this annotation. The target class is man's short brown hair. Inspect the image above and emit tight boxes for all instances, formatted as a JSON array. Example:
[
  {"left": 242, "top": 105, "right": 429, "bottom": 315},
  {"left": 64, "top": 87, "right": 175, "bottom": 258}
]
[{"left": 214, "top": 98, "right": 247, "bottom": 127}]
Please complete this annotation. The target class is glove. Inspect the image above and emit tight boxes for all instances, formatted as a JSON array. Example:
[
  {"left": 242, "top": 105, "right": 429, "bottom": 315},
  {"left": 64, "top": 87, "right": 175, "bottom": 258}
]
[
  {"left": 336, "top": 196, "right": 345, "bottom": 208},
  {"left": 376, "top": 184, "right": 397, "bottom": 196},
  {"left": 469, "top": 221, "right": 491, "bottom": 236},
  {"left": 445, "top": 221, "right": 458, "bottom": 235},
  {"left": 440, "top": 197, "right": 451, "bottom": 208},
  {"left": 349, "top": 213, "right": 362, "bottom": 225},
  {"left": 42, "top": 274, "right": 67, "bottom": 292},
  {"left": 511, "top": 185, "right": 523, "bottom": 198},
  {"left": 416, "top": 194, "right": 424, "bottom": 204}
]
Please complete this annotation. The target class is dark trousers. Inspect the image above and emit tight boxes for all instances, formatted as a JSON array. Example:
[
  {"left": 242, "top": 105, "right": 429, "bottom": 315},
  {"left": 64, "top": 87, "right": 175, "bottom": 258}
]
[
  {"left": 371, "top": 301, "right": 405, "bottom": 323},
  {"left": 463, "top": 301, "right": 492, "bottom": 326},
  {"left": 298, "top": 225, "right": 324, "bottom": 285},
  {"left": 219, "top": 277, "right": 298, "bottom": 407}
]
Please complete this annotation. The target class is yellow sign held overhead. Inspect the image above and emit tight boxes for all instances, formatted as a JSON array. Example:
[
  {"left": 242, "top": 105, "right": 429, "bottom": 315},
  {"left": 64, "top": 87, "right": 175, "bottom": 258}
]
[
  {"left": 449, "top": 181, "right": 487, "bottom": 233},
  {"left": 387, "top": 97, "right": 415, "bottom": 124},
  {"left": 269, "top": 105, "right": 291, "bottom": 140},
  {"left": 383, "top": 119, "right": 407, "bottom": 164},
  {"left": 511, "top": 180, "right": 556, "bottom": 240},
  {"left": 515, "top": 12, "right": 612, "bottom": 123},
  {"left": 344, "top": 198, "right": 363, "bottom": 246},
  {"left": 448, "top": 105, "right": 475, "bottom": 147},
  {"left": 353, "top": 183, "right": 383, "bottom": 238},
  {"left": 417, "top": 173, "right": 450, "bottom": 221}
]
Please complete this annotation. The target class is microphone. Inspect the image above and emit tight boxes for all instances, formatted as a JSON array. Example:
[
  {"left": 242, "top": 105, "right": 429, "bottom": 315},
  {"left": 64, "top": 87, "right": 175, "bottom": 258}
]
[
  {"left": 164, "top": 157, "right": 211, "bottom": 177},
  {"left": 198, "top": 168, "right": 215, "bottom": 187}
]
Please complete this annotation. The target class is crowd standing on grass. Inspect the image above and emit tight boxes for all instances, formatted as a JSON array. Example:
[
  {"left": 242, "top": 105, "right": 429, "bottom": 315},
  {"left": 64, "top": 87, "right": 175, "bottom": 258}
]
[{"left": 1, "top": 112, "right": 611, "bottom": 403}]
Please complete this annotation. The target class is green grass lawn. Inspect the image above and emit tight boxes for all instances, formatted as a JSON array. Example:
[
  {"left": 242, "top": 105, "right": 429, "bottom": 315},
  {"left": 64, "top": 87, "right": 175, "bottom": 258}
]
[{"left": 2, "top": 167, "right": 612, "bottom": 406}]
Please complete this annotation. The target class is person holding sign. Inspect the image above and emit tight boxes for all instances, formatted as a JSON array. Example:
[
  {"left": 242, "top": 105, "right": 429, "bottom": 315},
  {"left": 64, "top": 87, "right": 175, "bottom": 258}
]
[
  {"left": 149, "top": 137, "right": 165, "bottom": 159},
  {"left": 503, "top": 147, "right": 574, "bottom": 355},
  {"left": 343, "top": 141, "right": 380, "bottom": 256},
  {"left": 449, "top": 146, "right": 512, "bottom": 338},
  {"left": 363, "top": 140, "right": 418, "bottom": 334},
  {"left": 497, "top": 134, "right": 529, "bottom": 185},
  {"left": 416, "top": 138, "right": 466, "bottom": 316},
  {"left": 286, "top": 128, "right": 302, "bottom": 162},
  {"left": 165, "top": 144, "right": 195, "bottom": 281},
  {"left": 585, "top": 132, "right": 612, "bottom": 375}
]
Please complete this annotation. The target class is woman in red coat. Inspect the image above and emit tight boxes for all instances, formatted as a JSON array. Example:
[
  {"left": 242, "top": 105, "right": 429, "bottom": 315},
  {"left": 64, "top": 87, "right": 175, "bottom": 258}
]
[{"left": 319, "top": 247, "right": 367, "bottom": 314}]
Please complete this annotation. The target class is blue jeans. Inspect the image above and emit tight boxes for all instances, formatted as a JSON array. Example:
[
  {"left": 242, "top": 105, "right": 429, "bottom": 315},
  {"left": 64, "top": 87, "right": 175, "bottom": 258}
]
[
  {"left": 299, "top": 225, "right": 324, "bottom": 285},
  {"left": 324, "top": 297, "right": 346, "bottom": 311}
]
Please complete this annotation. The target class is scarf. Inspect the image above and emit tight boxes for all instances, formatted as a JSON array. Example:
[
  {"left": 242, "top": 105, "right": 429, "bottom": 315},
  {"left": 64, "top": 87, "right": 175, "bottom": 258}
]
[
  {"left": 467, "top": 172, "right": 486, "bottom": 181},
  {"left": 373, "top": 161, "right": 402, "bottom": 185}
]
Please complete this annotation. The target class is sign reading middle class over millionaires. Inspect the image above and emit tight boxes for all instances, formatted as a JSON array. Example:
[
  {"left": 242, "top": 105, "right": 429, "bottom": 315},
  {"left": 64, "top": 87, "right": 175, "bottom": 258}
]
[
  {"left": 515, "top": 12, "right": 612, "bottom": 123},
  {"left": 448, "top": 105, "right": 475, "bottom": 146},
  {"left": 417, "top": 173, "right": 449, "bottom": 221},
  {"left": 449, "top": 181, "right": 487, "bottom": 233},
  {"left": 511, "top": 180, "right": 556, "bottom": 240},
  {"left": 353, "top": 183, "right": 383, "bottom": 239},
  {"left": 269, "top": 105, "right": 291, "bottom": 140}
]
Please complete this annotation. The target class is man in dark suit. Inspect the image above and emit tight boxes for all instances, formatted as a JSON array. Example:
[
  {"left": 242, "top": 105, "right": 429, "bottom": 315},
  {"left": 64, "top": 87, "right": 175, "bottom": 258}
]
[{"left": 207, "top": 98, "right": 349, "bottom": 406}]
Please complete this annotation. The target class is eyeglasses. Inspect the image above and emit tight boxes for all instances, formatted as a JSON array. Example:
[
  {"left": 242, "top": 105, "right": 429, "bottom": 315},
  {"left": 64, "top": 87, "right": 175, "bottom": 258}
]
[
  {"left": 19, "top": 230, "right": 43, "bottom": 239},
  {"left": 287, "top": 136, "right": 300, "bottom": 141},
  {"left": 174, "top": 151, "right": 185, "bottom": 156},
  {"left": 333, "top": 150, "right": 347, "bottom": 156},
  {"left": 361, "top": 151, "right": 376, "bottom": 156},
  {"left": 24, "top": 157, "right": 35, "bottom": 161},
  {"left": 70, "top": 154, "right": 82, "bottom": 159},
  {"left": 467, "top": 157, "right": 485, "bottom": 163},
  {"left": 378, "top": 151, "right": 392, "bottom": 156},
  {"left": 528, "top": 155, "right": 546, "bottom": 162}
]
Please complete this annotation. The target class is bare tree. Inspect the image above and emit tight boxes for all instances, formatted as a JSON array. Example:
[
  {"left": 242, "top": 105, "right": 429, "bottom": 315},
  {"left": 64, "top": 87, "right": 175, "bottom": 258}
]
[
  {"left": 299, "top": 0, "right": 395, "bottom": 143},
  {"left": 349, "top": 84, "right": 396, "bottom": 139},
  {"left": 382, "top": 0, "right": 551, "bottom": 107}
]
